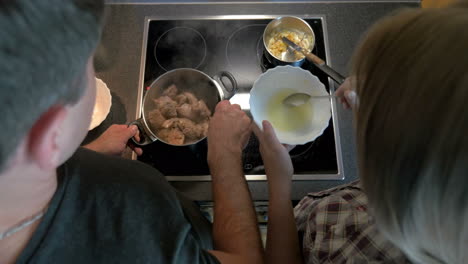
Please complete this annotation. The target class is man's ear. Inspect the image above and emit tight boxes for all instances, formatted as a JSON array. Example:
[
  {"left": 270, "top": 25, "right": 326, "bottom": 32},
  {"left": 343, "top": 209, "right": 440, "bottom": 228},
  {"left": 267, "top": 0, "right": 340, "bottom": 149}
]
[{"left": 27, "top": 105, "right": 67, "bottom": 170}]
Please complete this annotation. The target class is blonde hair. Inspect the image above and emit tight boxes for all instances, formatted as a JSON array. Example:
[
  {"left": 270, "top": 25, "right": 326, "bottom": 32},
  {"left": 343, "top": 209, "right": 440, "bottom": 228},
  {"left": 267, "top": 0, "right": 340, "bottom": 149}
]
[{"left": 352, "top": 5, "right": 468, "bottom": 264}]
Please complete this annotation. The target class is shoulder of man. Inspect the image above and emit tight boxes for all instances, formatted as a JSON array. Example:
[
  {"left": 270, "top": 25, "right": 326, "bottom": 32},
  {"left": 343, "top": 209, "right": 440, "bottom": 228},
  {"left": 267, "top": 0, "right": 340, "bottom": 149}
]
[
  {"left": 24, "top": 147, "right": 220, "bottom": 263},
  {"left": 70, "top": 147, "right": 166, "bottom": 184},
  {"left": 60, "top": 147, "right": 191, "bottom": 224}
]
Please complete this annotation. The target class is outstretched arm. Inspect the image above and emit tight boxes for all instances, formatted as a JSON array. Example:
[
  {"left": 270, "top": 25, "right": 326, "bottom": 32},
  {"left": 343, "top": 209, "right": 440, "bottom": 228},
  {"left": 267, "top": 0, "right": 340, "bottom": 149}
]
[
  {"left": 253, "top": 120, "right": 303, "bottom": 264},
  {"left": 207, "top": 101, "right": 264, "bottom": 264},
  {"left": 83, "top": 124, "right": 142, "bottom": 156}
]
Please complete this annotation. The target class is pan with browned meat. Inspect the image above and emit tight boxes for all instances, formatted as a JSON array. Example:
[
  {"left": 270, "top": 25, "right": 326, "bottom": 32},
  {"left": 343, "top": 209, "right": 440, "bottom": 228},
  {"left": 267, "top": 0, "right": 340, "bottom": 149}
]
[{"left": 130, "top": 68, "right": 237, "bottom": 146}]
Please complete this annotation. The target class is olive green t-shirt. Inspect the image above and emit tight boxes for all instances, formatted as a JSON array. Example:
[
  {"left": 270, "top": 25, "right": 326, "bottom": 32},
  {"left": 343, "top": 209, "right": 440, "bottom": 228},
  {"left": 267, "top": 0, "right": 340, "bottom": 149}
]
[{"left": 16, "top": 148, "right": 219, "bottom": 264}]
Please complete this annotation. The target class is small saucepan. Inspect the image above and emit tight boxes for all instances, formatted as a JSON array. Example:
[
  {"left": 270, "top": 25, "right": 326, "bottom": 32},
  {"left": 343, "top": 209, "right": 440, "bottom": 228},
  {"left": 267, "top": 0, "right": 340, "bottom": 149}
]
[
  {"left": 131, "top": 68, "right": 237, "bottom": 146},
  {"left": 263, "top": 16, "right": 315, "bottom": 66}
]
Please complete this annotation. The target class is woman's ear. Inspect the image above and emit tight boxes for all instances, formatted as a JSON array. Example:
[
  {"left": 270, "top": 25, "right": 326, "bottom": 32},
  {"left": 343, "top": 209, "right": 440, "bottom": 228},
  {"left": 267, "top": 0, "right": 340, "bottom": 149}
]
[{"left": 27, "top": 105, "right": 67, "bottom": 170}]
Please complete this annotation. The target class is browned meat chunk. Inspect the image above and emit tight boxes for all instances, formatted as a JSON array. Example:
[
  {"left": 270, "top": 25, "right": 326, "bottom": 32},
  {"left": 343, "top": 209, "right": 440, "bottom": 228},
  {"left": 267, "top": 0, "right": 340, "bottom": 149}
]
[
  {"left": 153, "top": 95, "right": 177, "bottom": 118},
  {"left": 147, "top": 109, "right": 166, "bottom": 131},
  {"left": 183, "top": 92, "right": 198, "bottom": 105},
  {"left": 177, "top": 118, "right": 204, "bottom": 140},
  {"left": 176, "top": 103, "right": 197, "bottom": 121},
  {"left": 162, "top": 84, "right": 178, "bottom": 99},
  {"left": 175, "top": 94, "right": 188, "bottom": 105},
  {"left": 161, "top": 118, "right": 205, "bottom": 140},
  {"left": 153, "top": 95, "right": 175, "bottom": 109},
  {"left": 194, "top": 100, "right": 211, "bottom": 119},
  {"left": 176, "top": 100, "right": 212, "bottom": 122},
  {"left": 157, "top": 127, "right": 185, "bottom": 145},
  {"left": 161, "top": 118, "right": 178, "bottom": 129},
  {"left": 199, "top": 120, "right": 209, "bottom": 137},
  {"left": 149, "top": 87, "right": 212, "bottom": 145}
]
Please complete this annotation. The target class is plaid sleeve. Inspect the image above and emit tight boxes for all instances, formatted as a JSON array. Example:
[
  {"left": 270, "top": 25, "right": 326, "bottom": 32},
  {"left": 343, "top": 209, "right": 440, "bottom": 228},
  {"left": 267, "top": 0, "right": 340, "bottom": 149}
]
[{"left": 294, "top": 181, "right": 410, "bottom": 264}]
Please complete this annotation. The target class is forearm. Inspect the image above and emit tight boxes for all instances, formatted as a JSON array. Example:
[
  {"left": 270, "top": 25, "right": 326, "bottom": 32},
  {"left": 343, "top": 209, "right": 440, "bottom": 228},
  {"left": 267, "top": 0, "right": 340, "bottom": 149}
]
[
  {"left": 209, "top": 153, "right": 264, "bottom": 263},
  {"left": 266, "top": 178, "right": 303, "bottom": 264}
]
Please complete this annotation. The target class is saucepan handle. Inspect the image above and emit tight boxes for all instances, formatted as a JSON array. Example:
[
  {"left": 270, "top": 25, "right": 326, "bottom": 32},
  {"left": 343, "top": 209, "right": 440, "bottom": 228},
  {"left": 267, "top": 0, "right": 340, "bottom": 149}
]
[
  {"left": 128, "top": 119, "right": 154, "bottom": 146},
  {"left": 316, "top": 64, "right": 346, "bottom": 85},
  {"left": 213, "top": 71, "right": 238, "bottom": 100}
]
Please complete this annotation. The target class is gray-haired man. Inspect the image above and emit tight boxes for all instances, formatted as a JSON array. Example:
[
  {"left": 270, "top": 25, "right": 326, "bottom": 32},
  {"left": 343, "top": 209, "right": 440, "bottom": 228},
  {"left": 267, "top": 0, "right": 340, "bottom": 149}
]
[{"left": 0, "top": 1, "right": 263, "bottom": 263}]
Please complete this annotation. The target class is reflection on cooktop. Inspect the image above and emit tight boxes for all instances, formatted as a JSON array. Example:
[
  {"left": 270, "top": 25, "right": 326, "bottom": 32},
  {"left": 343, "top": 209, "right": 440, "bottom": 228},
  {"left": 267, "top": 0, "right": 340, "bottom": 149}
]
[
  {"left": 154, "top": 27, "right": 207, "bottom": 71},
  {"left": 139, "top": 17, "right": 339, "bottom": 178},
  {"left": 225, "top": 24, "right": 265, "bottom": 84}
]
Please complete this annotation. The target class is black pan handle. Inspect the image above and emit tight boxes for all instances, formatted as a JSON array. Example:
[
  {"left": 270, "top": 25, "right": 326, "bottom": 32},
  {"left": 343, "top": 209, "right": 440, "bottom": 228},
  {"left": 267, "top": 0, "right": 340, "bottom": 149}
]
[
  {"left": 213, "top": 71, "right": 238, "bottom": 100},
  {"left": 316, "top": 64, "right": 346, "bottom": 85},
  {"left": 128, "top": 119, "right": 154, "bottom": 146},
  {"left": 304, "top": 53, "right": 346, "bottom": 85}
]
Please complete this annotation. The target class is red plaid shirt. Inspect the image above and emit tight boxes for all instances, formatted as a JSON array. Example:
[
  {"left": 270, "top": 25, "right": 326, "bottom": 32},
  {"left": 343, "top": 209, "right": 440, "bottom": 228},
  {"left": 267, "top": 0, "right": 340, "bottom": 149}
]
[{"left": 294, "top": 181, "right": 410, "bottom": 264}]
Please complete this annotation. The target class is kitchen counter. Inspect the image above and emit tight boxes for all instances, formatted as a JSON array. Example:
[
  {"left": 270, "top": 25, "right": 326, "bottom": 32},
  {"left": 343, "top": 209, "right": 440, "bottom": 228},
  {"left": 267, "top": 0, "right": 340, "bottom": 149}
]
[{"left": 94, "top": 0, "right": 419, "bottom": 201}]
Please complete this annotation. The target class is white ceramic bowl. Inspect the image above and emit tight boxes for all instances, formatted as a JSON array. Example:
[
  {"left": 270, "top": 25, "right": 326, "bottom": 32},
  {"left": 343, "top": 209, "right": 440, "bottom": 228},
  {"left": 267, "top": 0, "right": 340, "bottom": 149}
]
[
  {"left": 89, "top": 78, "right": 112, "bottom": 130},
  {"left": 249, "top": 65, "right": 331, "bottom": 145}
]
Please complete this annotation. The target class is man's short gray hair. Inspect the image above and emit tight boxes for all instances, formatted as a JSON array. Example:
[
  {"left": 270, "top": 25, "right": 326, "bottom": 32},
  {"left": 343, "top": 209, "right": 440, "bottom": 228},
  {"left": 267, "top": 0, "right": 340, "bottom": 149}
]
[{"left": 0, "top": 0, "right": 104, "bottom": 171}]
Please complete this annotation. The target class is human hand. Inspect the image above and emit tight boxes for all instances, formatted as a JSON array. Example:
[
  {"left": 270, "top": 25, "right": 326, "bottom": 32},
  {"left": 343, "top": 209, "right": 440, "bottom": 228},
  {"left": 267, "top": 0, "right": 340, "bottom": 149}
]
[
  {"left": 335, "top": 77, "right": 358, "bottom": 110},
  {"left": 207, "top": 100, "right": 251, "bottom": 165},
  {"left": 253, "top": 120, "right": 293, "bottom": 191},
  {"left": 84, "top": 124, "right": 143, "bottom": 156}
]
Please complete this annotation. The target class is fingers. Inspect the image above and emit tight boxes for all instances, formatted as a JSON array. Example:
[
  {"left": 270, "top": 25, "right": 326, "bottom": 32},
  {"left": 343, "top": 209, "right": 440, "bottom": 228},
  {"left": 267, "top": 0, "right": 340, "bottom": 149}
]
[
  {"left": 261, "top": 120, "right": 280, "bottom": 144},
  {"left": 344, "top": 90, "right": 357, "bottom": 108},
  {"left": 134, "top": 130, "right": 141, "bottom": 143},
  {"left": 130, "top": 145, "right": 143, "bottom": 156},
  {"left": 134, "top": 148, "right": 143, "bottom": 156},
  {"left": 340, "top": 97, "right": 351, "bottom": 109},
  {"left": 282, "top": 144, "right": 296, "bottom": 152},
  {"left": 251, "top": 121, "right": 263, "bottom": 140},
  {"left": 335, "top": 84, "right": 346, "bottom": 97},
  {"left": 215, "top": 100, "right": 243, "bottom": 113},
  {"left": 336, "top": 77, "right": 355, "bottom": 109},
  {"left": 124, "top": 124, "right": 143, "bottom": 155},
  {"left": 232, "top": 104, "right": 241, "bottom": 111},
  {"left": 127, "top": 140, "right": 143, "bottom": 156},
  {"left": 215, "top": 100, "right": 231, "bottom": 112},
  {"left": 252, "top": 120, "right": 281, "bottom": 147},
  {"left": 338, "top": 90, "right": 357, "bottom": 109},
  {"left": 124, "top": 125, "right": 139, "bottom": 138},
  {"left": 126, "top": 127, "right": 143, "bottom": 156}
]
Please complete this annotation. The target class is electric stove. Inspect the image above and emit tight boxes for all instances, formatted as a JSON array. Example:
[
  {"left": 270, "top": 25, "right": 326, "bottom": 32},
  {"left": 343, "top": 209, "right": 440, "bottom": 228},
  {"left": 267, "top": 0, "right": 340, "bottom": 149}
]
[{"left": 136, "top": 16, "right": 344, "bottom": 181}]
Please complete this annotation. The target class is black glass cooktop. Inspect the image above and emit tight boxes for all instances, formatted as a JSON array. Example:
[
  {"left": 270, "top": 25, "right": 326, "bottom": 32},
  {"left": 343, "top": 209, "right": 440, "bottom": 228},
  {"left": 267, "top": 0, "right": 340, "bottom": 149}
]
[{"left": 138, "top": 18, "right": 338, "bottom": 177}]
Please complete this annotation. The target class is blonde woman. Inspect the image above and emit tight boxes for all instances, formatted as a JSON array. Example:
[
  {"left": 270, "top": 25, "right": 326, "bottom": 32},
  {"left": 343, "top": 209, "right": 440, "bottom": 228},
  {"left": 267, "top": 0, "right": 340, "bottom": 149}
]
[{"left": 257, "top": 1, "right": 468, "bottom": 263}]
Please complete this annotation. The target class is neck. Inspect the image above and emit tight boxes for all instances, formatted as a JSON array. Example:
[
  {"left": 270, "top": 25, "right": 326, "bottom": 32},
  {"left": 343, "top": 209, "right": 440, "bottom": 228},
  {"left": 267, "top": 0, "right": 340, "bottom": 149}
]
[
  {"left": 0, "top": 161, "right": 58, "bottom": 264},
  {"left": 0, "top": 164, "right": 57, "bottom": 232}
]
